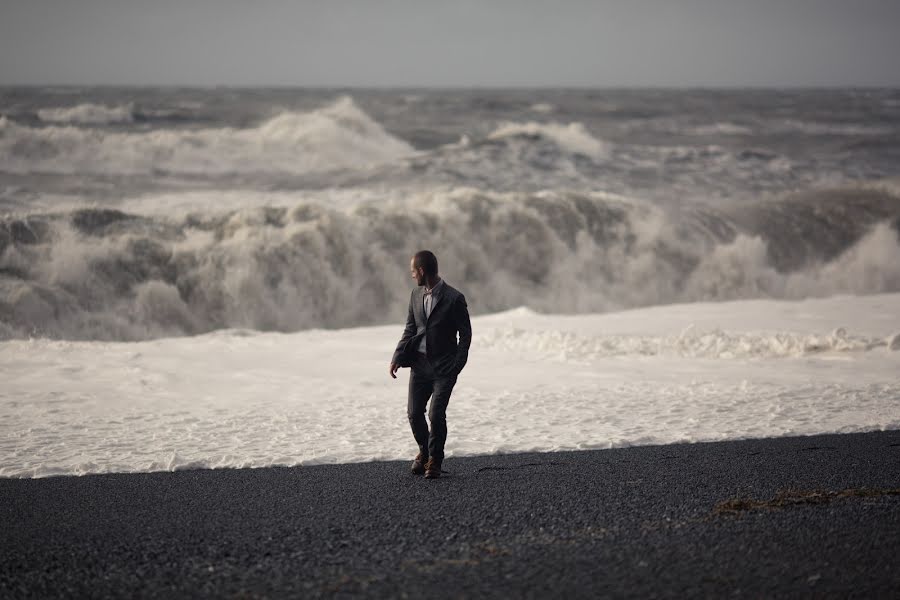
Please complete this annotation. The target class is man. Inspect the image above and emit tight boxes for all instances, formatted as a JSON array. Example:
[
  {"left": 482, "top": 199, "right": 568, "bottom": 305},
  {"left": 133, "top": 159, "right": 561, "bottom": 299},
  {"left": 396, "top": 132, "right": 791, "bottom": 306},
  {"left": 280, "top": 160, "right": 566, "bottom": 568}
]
[{"left": 389, "top": 250, "right": 472, "bottom": 479}]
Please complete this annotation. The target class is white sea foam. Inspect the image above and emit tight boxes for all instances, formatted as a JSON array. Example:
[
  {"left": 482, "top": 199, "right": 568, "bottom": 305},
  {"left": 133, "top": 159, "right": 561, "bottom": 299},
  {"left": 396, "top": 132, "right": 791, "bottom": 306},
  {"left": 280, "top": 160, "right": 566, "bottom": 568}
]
[
  {"left": 478, "top": 323, "right": 896, "bottom": 360},
  {"left": 36, "top": 102, "right": 135, "bottom": 124},
  {"left": 1, "top": 293, "right": 898, "bottom": 478},
  {"left": 1, "top": 96, "right": 413, "bottom": 175},
  {"left": 529, "top": 102, "right": 555, "bottom": 113},
  {"left": 687, "top": 122, "right": 753, "bottom": 135},
  {"left": 776, "top": 120, "right": 896, "bottom": 136},
  {"left": 488, "top": 121, "right": 609, "bottom": 159}
]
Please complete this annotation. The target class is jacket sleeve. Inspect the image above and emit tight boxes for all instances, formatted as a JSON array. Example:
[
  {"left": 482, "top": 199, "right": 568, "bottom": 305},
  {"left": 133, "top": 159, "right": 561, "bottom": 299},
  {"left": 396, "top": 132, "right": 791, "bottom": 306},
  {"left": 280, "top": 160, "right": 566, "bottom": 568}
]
[
  {"left": 452, "top": 293, "right": 472, "bottom": 375},
  {"left": 392, "top": 290, "right": 417, "bottom": 364}
]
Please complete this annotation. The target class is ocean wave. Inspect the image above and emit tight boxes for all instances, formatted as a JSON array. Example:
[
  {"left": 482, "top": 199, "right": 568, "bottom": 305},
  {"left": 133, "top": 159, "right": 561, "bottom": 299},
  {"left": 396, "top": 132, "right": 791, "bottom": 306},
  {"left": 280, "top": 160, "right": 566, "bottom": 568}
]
[
  {"left": 775, "top": 120, "right": 896, "bottom": 136},
  {"left": 619, "top": 116, "right": 897, "bottom": 138},
  {"left": 487, "top": 121, "right": 609, "bottom": 159},
  {"left": 36, "top": 102, "right": 136, "bottom": 124},
  {"left": 0, "top": 96, "right": 414, "bottom": 175},
  {"left": 686, "top": 122, "right": 753, "bottom": 136},
  {"left": 1, "top": 184, "right": 900, "bottom": 341},
  {"left": 529, "top": 102, "right": 555, "bottom": 113}
]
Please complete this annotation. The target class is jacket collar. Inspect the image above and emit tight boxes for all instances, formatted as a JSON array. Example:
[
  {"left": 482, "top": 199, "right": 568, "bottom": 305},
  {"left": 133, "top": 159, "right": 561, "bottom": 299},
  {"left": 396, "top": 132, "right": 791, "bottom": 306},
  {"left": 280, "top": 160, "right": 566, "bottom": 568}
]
[{"left": 425, "top": 278, "right": 444, "bottom": 298}]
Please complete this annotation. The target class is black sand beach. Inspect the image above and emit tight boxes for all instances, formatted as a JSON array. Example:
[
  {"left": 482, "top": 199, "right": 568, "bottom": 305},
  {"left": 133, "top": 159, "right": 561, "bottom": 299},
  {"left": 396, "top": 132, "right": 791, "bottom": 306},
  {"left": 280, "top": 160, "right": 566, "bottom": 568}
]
[{"left": 2, "top": 430, "right": 899, "bottom": 598}]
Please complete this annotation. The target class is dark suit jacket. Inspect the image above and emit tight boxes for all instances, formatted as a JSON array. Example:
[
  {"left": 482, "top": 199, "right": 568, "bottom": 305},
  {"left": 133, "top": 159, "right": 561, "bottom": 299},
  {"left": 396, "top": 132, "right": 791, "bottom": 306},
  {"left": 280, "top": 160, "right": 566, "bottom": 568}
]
[{"left": 392, "top": 281, "right": 472, "bottom": 377}]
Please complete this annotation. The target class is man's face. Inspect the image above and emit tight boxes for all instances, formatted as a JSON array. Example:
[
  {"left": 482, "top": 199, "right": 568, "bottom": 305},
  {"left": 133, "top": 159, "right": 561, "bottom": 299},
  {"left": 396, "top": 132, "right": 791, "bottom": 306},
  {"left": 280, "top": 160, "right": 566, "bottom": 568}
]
[{"left": 410, "top": 258, "right": 425, "bottom": 286}]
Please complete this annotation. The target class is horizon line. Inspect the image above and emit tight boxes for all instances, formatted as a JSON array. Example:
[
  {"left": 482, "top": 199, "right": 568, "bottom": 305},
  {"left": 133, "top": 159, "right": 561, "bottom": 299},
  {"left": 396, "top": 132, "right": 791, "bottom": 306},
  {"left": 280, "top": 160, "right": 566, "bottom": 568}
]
[{"left": 2, "top": 83, "right": 899, "bottom": 91}]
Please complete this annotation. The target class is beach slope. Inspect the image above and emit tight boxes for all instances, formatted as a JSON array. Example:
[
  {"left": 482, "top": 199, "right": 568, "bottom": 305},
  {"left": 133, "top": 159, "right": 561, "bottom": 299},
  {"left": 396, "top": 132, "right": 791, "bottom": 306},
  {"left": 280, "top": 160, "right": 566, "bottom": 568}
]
[{"left": 2, "top": 430, "right": 899, "bottom": 598}]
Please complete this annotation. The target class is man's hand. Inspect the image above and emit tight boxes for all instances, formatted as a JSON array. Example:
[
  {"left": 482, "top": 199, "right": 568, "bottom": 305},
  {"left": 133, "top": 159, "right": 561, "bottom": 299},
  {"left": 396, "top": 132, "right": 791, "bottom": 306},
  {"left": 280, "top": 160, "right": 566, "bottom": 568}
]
[{"left": 389, "top": 362, "right": 400, "bottom": 379}]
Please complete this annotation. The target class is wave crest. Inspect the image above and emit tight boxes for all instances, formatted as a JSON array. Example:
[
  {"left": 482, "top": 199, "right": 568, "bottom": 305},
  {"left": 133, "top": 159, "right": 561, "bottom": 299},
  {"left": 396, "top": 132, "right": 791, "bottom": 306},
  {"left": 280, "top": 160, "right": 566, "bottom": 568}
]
[
  {"left": 2, "top": 186, "right": 900, "bottom": 341},
  {"left": 36, "top": 102, "right": 136, "bottom": 124},
  {"left": 1, "top": 96, "right": 413, "bottom": 175},
  {"left": 487, "top": 121, "right": 609, "bottom": 159}
]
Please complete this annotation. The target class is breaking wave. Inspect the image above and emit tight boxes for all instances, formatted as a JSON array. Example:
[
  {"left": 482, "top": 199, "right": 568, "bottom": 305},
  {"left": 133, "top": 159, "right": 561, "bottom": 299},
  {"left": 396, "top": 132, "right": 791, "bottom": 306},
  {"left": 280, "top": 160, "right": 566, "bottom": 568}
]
[
  {"left": 36, "top": 102, "right": 136, "bottom": 124},
  {"left": 775, "top": 120, "right": 897, "bottom": 136},
  {"left": 487, "top": 121, "right": 609, "bottom": 159},
  {"left": 529, "top": 103, "right": 555, "bottom": 114},
  {"left": 1, "top": 96, "right": 413, "bottom": 175},
  {"left": 2, "top": 184, "right": 900, "bottom": 341}
]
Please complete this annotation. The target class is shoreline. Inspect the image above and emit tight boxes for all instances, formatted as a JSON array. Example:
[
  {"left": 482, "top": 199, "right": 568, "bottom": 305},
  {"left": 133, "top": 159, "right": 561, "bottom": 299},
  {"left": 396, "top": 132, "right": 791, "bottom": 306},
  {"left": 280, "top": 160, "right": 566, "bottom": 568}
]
[{"left": 2, "top": 429, "right": 899, "bottom": 597}]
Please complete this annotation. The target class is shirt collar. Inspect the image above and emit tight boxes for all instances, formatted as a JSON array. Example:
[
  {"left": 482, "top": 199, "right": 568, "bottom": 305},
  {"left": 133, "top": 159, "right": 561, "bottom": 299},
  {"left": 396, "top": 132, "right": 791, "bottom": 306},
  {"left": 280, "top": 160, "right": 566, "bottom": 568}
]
[{"left": 424, "top": 278, "right": 444, "bottom": 296}]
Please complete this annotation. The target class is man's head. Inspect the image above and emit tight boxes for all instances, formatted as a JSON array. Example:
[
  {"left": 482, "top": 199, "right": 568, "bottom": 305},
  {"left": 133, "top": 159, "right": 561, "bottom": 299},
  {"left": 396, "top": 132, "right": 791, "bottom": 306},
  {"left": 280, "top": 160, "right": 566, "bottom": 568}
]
[{"left": 410, "top": 250, "right": 438, "bottom": 286}]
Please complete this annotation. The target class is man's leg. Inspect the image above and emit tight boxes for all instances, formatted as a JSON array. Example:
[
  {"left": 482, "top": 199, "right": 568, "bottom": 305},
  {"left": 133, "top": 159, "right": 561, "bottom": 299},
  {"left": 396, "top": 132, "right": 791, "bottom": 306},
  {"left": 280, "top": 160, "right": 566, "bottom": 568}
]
[
  {"left": 407, "top": 355, "right": 434, "bottom": 459},
  {"left": 427, "top": 373, "right": 458, "bottom": 463}
]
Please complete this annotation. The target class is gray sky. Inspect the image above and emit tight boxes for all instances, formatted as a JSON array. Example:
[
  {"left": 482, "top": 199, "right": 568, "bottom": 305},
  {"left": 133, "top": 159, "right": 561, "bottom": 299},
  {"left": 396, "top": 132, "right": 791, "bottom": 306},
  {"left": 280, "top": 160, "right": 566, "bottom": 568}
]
[{"left": 1, "top": 0, "right": 899, "bottom": 87}]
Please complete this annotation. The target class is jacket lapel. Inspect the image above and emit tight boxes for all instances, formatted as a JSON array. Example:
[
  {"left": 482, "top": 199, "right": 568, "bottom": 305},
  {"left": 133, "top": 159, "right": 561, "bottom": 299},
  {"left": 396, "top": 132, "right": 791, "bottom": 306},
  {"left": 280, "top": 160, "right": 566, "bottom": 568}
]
[
  {"left": 413, "top": 286, "right": 426, "bottom": 326},
  {"left": 427, "top": 285, "right": 445, "bottom": 322}
]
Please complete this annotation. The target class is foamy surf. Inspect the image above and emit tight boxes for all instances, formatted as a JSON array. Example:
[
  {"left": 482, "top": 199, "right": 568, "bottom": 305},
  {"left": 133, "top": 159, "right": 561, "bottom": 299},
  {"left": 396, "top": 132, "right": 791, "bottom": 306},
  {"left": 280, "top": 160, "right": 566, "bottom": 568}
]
[
  {"left": 487, "top": 120, "right": 610, "bottom": 158},
  {"left": 37, "top": 102, "right": 136, "bottom": 125},
  {"left": 1, "top": 293, "right": 899, "bottom": 478}
]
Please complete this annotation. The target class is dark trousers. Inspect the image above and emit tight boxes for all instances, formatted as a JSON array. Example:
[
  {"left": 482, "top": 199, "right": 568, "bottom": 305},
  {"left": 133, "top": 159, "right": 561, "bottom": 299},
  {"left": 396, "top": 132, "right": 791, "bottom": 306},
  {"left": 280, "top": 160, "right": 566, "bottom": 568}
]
[{"left": 407, "top": 352, "right": 457, "bottom": 463}]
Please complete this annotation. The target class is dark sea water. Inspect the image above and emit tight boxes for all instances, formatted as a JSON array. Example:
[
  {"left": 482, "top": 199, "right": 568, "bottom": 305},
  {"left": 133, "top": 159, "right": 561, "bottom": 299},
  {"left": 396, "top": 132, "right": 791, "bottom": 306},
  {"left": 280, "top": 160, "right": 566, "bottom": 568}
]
[{"left": 1, "top": 87, "right": 899, "bottom": 340}]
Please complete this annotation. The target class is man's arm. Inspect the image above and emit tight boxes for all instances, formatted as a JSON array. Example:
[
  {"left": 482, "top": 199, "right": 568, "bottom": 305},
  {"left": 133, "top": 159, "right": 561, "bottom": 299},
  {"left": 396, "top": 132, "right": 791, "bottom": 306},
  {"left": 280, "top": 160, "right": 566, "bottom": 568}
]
[
  {"left": 452, "top": 293, "right": 472, "bottom": 375},
  {"left": 390, "top": 291, "right": 417, "bottom": 373}
]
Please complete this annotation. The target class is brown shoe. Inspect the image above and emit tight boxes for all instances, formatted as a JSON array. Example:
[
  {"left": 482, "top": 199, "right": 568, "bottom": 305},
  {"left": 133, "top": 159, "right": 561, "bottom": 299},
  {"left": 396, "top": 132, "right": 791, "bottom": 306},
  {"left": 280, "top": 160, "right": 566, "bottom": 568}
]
[
  {"left": 411, "top": 452, "right": 427, "bottom": 475},
  {"left": 424, "top": 457, "right": 442, "bottom": 478}
]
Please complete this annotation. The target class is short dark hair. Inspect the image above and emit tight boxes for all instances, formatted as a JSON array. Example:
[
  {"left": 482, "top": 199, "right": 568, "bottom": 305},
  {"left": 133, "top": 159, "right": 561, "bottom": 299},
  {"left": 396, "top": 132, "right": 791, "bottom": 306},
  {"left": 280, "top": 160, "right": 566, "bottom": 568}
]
[{"left": 413, "top": 250, "right": 438, "bottom": 277}]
